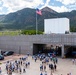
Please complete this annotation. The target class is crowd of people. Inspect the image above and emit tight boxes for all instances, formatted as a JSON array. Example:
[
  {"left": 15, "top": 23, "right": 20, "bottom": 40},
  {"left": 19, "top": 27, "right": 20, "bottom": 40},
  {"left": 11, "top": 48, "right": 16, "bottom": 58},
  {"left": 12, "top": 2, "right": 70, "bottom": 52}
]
[
  {"left": 32, "top": 53, "right": 72, "bottom": 75},
  {"left": 32, "top": 53, "right": 58, "bottom": 75},
  {"left": 0, "top": 53, "right": 73, "bottom": 75},
  {"left": 5, "top": 55, "right": 30, "bottom": 75}
]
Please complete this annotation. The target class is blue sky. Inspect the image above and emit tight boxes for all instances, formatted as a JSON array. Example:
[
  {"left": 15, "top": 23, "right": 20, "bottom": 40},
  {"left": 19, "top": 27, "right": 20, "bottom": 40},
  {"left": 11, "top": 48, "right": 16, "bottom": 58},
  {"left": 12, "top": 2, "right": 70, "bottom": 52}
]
[{"left": 0, "top": 0, "right": 76, "bottom": 14}]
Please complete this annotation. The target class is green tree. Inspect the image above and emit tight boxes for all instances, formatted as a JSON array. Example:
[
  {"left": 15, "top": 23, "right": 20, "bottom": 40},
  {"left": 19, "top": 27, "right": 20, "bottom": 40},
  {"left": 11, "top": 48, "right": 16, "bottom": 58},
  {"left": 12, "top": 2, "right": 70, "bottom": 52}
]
[
  {"left": 21, "top": 30, "right": 43, "bottom": 35},
  {"left": 70, "top": 26, "right": 76, "bottom": 32}
]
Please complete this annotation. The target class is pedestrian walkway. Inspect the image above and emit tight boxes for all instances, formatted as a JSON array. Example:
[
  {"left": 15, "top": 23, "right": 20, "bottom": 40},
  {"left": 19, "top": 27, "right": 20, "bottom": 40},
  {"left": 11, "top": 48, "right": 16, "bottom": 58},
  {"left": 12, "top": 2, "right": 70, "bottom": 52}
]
[
  {"left": 0, "top": 55, "right": 76, "bottom": 75},
  {"left": 2, "top": 73, "right": 16, "bottom": 75}
]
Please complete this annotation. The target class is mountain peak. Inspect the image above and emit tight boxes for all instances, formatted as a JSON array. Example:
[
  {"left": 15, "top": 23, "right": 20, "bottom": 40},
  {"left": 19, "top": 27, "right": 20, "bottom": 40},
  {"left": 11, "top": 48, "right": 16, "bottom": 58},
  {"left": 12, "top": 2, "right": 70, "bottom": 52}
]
[
  {"left": 0, "top": 7, "right": 76, "bottom": 31},
  {"left": 41, "top": 6, "right": 57, "bottom": 14}
]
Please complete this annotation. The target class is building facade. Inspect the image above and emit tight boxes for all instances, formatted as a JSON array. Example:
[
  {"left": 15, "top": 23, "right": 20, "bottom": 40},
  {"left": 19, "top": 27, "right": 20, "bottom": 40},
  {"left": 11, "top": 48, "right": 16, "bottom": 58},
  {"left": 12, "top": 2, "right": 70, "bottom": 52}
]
[{"left": 0, "top": 34, "right": 76, "bottom": 57}]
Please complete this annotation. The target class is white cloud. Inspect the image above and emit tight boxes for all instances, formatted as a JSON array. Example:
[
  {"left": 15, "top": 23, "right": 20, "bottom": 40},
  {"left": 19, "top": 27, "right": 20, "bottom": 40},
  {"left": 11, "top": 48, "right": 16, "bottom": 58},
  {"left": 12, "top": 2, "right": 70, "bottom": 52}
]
[
  {"left": 0, "top": 7, "right": 2, "bottom": 11},
  {"left": 55, "top": 0, "right": 76, "bottom": 12},
  {"left": 56, "top": 0, "right": 76, "bottom": 5},
  {"left": 41, "top": 0, "right": 76, "bottom": 12},
  {"left": 69, "top": 2, "right": 76, "bottom": 8},
  {"left": 0, "top": 0, "right": 44, "bottom": 14},
  {"left": 50, "top": 6, "right": 69, "bottom": 12},
  {"left": 0, "top": 0, "right": 2, "bottom": 5},
  {"left": 0, "top": 0, "right": 76, "bottom": 14},
  {"left": 0, "top": 7, "right": 6, "bottom": 14},
  {"left": 45, "top": 0, "right": 50, "bottom": 6},
  {"left": 40, "top": 4, "right": 69, "bottom": 12}
]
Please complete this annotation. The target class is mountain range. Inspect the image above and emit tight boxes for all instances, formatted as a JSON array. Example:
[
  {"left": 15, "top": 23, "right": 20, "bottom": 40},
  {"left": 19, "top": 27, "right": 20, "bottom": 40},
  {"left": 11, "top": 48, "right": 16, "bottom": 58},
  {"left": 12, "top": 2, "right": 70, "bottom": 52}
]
[{"left": 0, "top": 7, "right": 76, "bottom": 31}]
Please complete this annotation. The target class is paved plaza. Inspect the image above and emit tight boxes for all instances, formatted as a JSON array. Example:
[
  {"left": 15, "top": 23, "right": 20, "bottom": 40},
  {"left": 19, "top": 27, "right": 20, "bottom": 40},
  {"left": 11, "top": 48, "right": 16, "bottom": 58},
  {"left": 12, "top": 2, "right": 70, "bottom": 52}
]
[{"left": 0, "top": 55, "right": 76, "bottom": 75}]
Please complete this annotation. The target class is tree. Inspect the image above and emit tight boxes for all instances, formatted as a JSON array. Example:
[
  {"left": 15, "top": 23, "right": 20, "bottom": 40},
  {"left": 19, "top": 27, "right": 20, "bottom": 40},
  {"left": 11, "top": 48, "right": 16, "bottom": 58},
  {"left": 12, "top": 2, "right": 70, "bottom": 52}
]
[{"left": 21, "top": 30, "right": 43, "bottom": 35}]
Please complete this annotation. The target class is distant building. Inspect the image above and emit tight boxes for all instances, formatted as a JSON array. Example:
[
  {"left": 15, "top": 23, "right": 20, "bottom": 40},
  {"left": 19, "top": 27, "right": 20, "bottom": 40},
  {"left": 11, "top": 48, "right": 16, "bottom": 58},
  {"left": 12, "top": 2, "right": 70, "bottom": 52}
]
[{"left": 44, "top": 18, "right": 70, "bottom": 34}]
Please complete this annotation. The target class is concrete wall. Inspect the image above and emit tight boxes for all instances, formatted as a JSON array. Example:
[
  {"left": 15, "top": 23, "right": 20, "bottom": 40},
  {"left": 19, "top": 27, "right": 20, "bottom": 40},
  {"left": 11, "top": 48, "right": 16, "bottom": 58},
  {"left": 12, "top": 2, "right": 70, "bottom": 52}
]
[{"left": 0, "top": 34, "right": 76, "bottom": 56}]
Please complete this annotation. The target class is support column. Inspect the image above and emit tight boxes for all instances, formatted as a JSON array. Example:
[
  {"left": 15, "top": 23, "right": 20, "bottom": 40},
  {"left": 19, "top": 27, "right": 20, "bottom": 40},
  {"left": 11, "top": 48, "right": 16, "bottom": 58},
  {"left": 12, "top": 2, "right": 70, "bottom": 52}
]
[
  {"left": 61, "top": 45, "right": 65, "bottom": 58},
  {"left": 0, "top": 49, "right": 1, "bottom": 54}
]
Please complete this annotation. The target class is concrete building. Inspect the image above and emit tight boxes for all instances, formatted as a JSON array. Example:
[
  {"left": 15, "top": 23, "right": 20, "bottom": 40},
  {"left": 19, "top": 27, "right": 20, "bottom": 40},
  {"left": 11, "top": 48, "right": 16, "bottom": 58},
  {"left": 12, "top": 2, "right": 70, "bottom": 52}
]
[
  {"left": 0, "top": 34, "right": 76, "bottom": 57},
  {"left": 44, "top": 18, "right": 69, "bottom": 34}
]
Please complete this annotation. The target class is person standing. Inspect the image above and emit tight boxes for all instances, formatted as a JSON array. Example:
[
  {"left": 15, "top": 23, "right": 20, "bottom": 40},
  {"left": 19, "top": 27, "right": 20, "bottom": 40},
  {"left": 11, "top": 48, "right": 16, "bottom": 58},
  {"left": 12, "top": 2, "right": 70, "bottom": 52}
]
[
  {"left": 72, "top": 59, "right": 75, "bottom": 64},
  {"left": 23, "top": 66, "right": 26, "bottom": 73},
  {"left": 56, "top": 58, "right": 58, "bottom": 64},
  {"left": 35, "top": 57, "right": 37, "bottom": 62},
  {"left": 0, "top": 67, "right": 2, "bottom": 74},
  {"left": 44, "top": 71, "right": 47, "bottom": 75},
  {"left": 40, "top": 72, "right": 43, "bottom": 75},
  {"left": 19, "top": 67, "right": 22, "bottom": 74},
  {"left": 44, "top": 65, "right": 46, "bottom": 71},
  {"left": 54, "top": 64, "right": 57, "bottom": 71},
  {"left": 75, "top": 59, "right": 76, "bottom": 65},
  {"left": 9, "top": 68, "right": 12, "bottom": 75},
  {"left": 69, "top": 73, "right": 72, "bottom": 75}
]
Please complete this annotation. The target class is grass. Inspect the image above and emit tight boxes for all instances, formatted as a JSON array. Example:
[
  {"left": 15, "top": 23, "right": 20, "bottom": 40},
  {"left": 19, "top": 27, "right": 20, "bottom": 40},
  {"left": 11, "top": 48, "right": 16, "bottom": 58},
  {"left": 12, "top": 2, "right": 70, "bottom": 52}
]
[{"left": 0, "top": 30, "right": 21, "bottom": 36}]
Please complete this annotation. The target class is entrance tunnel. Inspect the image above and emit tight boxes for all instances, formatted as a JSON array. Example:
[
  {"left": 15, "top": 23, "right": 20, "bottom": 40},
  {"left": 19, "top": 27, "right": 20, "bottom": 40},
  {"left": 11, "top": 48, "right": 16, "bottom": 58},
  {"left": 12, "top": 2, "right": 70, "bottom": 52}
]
[
  {"left": 33, "top": 44, "right": 62, "bottom": 56},
  {"left": 64, "top": 46, "right": 76, "bottom": 58}
]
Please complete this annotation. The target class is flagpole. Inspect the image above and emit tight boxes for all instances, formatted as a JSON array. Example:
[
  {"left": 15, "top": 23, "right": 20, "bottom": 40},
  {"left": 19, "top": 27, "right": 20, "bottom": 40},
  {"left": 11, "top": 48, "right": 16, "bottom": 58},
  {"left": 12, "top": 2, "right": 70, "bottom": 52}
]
[
  {"left": 36, "top": 8, "right": 42, "bottom": 35},
  {"left": 36, "top": 11, "right": 38, "bottom": 35}
]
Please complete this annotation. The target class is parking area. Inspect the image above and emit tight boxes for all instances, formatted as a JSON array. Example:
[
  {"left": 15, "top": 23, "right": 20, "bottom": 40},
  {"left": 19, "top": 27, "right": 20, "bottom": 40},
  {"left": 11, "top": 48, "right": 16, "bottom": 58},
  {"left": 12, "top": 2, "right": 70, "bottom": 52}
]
[
  {"left": 0, "top": 54, "right": 24, "bottom": 63},
  {"left": 0, "top": 54, "right": 76, "bottom": 75}
]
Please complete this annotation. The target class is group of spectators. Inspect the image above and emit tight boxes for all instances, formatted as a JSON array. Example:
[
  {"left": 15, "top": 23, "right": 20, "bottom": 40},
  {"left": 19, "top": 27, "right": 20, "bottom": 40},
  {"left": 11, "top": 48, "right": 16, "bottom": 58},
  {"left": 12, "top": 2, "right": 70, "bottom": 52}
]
[
  {"left": 5, "top": 55, "right": 30, "bottom": 75},
  {"left": 32, "top": 53, "right": 72, "bottom": 75},
  {"left": 32, "top": 53, "right": 58, "bottom": 75},
  {"left": 0, "top": 53, "right": 73, "bottom": 75}
]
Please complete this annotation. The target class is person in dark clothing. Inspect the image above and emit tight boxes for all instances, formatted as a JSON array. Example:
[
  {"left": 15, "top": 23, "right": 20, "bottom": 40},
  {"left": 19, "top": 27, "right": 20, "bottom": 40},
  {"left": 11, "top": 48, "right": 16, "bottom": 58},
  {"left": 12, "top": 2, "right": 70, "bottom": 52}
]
[
  {"left": 19, "top": 67, "right": 22, "bottom": 74},
  {"left": 28, "top": 62, "right": 30, "bottom": 66},
  {"left": 23, "top": 68, "right": 26, "bottom": 73},
  {"left": 44, "top": 65, "right": 46, "bottom": 71},
  {"left": 25, "top": 63, "right": 28, "bottom": 68},
  {"left": 35, "top": 57, "right": 37, "bottom": 62},
  {"left": 50, "top": 64, "right": 53, "bottom": 70},
  {"left": 54, "top": 64, "right": 57, "bottom": 71},
  {"left": 49, "top": 63, "right": 54, "bottom": 73}
]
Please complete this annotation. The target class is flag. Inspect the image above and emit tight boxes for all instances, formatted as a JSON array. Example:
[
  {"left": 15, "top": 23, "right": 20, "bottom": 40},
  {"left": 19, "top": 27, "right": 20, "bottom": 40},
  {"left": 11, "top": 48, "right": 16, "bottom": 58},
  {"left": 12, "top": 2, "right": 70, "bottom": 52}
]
[{"left": 36, "top": 8, "right": 42, "bottom": 15}]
